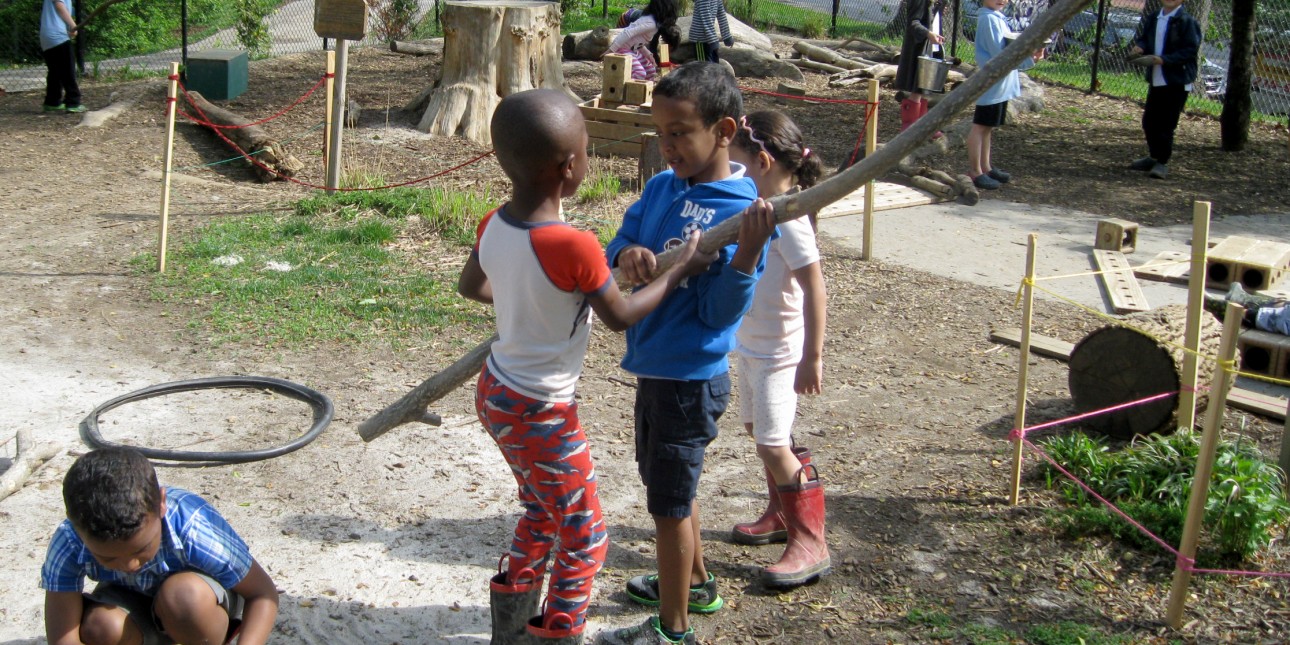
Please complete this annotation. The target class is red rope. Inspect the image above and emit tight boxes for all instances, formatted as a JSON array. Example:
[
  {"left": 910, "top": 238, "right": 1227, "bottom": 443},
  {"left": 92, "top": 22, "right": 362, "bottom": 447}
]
[
  {"left": 177, "top": 76, "right": 327, "bottom": 130},
  {"left": 173, "top": 80, "right": 495, "bottom": 191}
]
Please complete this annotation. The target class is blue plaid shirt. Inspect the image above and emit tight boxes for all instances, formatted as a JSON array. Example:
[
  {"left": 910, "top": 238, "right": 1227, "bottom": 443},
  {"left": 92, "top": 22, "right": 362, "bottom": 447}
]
[{"left": 40, "top": 487, "right": 253, "bottom": 595}]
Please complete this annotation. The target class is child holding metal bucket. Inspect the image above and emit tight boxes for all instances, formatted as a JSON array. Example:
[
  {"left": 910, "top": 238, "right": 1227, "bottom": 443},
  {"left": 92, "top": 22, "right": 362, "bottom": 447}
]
[
  {"left": 894, "top": 0, "right": 945, "bottom": 133},
  {"left": 967, "top": 0, "right": 1044, "bottom": 190}
]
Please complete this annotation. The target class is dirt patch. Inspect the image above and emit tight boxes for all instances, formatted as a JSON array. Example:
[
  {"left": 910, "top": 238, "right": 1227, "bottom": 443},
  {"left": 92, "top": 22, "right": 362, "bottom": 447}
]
[{"left": 0, "top": 44, "right": 1287, "bottom": 644}]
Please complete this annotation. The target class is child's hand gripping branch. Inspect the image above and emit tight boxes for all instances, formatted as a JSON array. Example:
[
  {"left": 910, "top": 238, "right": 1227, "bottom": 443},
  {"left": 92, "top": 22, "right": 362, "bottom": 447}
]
[{"left": 729, "top": 198, "right": 776, "bottom": 275}]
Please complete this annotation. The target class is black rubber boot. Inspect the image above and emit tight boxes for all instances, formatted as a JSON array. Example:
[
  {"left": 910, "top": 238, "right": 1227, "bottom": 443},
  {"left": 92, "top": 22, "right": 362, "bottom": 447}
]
[{"left": 490, "top": 557, "right": 542, "bottom": 645}]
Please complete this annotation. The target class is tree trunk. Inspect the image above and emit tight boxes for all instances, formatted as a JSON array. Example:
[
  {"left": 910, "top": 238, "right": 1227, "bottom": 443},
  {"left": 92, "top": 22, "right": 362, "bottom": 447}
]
[
  {"left": 1068, "top": 304, "right": 1223, "bottom": 439},
  {"left": 416, "top": 1, "right": 569, "bottom": 146},
  {"left": 1221, "top": 0, "right": 1255, "bottom": 151},
  {"left": 185, "top": 91, "right": 304, "bottom": 182}
]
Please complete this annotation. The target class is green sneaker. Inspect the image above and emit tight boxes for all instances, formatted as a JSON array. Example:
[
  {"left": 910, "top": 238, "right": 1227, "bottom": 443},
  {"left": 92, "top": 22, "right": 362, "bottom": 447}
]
[
  {"left": 624, "top": 572, "right": 723, "bottom": 613},
  {"left": 65, "top": 104, "right": 87, "bottom": 113},
  {"left": 597, "top": 616, "right": 696, "bottom": 645},
  {"left": 43, "top": 103, "right": 65, "bottom": 112}
]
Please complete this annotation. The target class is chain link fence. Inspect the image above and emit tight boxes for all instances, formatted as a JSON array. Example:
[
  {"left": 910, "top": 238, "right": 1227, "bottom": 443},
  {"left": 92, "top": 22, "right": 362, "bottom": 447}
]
[
  {"left": 4, "top": 0, "right": 1286, "bottom": 119},
  {"left": 0, "top": 0, "right": 444, "bottom": 94}
]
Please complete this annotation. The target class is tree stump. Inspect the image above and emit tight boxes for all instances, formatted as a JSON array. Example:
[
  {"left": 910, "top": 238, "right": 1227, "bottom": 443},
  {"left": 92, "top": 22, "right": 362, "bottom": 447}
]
[
  {"left": 415, "top": 1, "right": 569, "bottom": 146},
  {"left": 1068, "top": 304, "right": 1225, "bottom": 439}
]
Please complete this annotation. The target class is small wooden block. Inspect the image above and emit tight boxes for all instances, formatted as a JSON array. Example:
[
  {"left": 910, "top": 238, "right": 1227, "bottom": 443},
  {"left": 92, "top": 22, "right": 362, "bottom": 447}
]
[
  {"left": 1134, "top": 250, "right": 1191, "bottom": 284},
  {"left": 1207, "top": 236, "right": 1290, "bottom": 291},
  {"left": 989, "top": 328, "right": 1074, "bottom": 361},
  {"left": 602, "top": 54, "right": 632, "bottom": 103},
  {"left": 1093, "top": 249, "right": 1150, "bottom": 314},
  {"left": 1094, "top": 218, "right": 1138, "bottom": 253},
  {"left": 657, "top": 43, "right": 671, "bottom": 75},
  {"left": 623, "top": 80, "right": 653, "bottom": 106}
]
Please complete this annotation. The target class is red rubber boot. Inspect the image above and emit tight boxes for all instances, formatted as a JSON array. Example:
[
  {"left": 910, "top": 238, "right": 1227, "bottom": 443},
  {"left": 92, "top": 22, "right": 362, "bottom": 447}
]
[
  {"left": 527, "top": 612, "right": 585, "bottom": 645},
  {"left": 899, "top": 97, "right": 921, "bottom": 132},
  {"left": 761, "top": 465, "right": 832, "bottom": 589},
  {"left": 731, "top": 447, "right": 812, "bottom": 545}
]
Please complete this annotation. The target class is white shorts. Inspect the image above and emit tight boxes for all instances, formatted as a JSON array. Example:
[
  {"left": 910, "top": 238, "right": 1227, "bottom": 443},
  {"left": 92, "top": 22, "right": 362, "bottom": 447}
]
[{"left": 737, "top": 353, "right": 799, "bottom": 447}]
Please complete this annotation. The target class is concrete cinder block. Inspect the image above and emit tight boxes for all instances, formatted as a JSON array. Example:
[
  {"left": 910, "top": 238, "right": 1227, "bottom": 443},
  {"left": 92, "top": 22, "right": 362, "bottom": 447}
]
[
  {"left": 1237, "top": 329, "right": 1290, "bottom": 378},
  {"left": 1206, "top": 236, "right": 1290, "bottom": 291},
  {"left": 1095, "top": 218, "right": 1138, "bottom": 254}
]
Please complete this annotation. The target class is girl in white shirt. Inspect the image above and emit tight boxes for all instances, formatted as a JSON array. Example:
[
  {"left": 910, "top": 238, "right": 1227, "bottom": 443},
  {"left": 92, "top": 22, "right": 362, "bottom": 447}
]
[
  {"left": 608, "top": 0, "right": 680, "bottom": 80},
  {"left": 727, "top": 110, "right": 831, "bottom": 589}
]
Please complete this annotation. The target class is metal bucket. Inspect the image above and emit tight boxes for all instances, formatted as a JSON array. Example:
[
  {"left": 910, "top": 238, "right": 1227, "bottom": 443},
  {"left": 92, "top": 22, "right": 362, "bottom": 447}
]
[{"left": 916, "top": 55, "right": 951, "bottom": 93}]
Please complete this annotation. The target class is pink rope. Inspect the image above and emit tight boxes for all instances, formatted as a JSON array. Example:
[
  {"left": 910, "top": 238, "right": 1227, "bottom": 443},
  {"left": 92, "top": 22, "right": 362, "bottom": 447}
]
[{"left": 1008, "top": 390, "right": 1178, "bottom": 441}]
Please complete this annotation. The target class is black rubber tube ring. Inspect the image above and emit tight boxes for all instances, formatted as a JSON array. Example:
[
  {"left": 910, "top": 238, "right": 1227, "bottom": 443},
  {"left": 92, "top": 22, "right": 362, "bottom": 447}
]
[{"left": 80, "top": 376, "right": 333, "bottom": 464}]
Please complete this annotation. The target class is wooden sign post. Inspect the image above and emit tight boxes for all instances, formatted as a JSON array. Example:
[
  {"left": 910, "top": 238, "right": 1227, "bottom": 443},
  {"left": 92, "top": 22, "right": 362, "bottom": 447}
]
[
  {"left": 314, "top": 0, "right": 366, "bottom": 192},
  {"left": 157, "top": 62, "right": 180, "bottom": 273}
]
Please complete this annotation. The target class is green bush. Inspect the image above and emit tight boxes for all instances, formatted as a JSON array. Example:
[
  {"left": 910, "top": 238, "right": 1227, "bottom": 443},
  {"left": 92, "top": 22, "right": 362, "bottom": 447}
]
[
  {"left": 235, "top": 0, "right": 276, "bottom": 59},
  {"left": 1039, "top": 429, "right": 1290, "bottom": 564}
]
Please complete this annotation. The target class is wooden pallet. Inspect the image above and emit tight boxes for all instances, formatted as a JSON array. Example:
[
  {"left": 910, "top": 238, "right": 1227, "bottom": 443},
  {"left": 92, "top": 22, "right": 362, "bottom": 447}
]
[
  {"left": 1093, "top": 249, "right": 1150, "bottom": 314},
  {"left": 579, "top": 97, "right": 652, "bottom": 158},
  {"left": 817, "top": 181, "right": 940, "bottom": 219}
]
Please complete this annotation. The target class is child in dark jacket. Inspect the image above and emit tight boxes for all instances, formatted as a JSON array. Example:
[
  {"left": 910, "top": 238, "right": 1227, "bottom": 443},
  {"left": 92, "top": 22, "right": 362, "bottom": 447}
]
[{"left": 1128, "top": 0, "right": 1201, "bottom": 180}]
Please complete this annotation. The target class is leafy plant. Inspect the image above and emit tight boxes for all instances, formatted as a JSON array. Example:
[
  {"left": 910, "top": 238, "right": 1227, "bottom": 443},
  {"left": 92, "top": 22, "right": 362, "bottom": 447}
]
[
  {"left": 235, "top": 0, "right": 276, "bottom": 59},
  {"left": 1038, "top": 429, "right": 1290, "bottom": 563},
  {"left": 367, "top": 0, "right": 423, "bottom": 44}
]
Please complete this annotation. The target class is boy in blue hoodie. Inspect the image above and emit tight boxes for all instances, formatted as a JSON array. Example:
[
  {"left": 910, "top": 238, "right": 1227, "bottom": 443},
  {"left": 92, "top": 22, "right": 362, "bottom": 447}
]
[{"left": 600, "top": 61, "right": 775, "bottom": 645}]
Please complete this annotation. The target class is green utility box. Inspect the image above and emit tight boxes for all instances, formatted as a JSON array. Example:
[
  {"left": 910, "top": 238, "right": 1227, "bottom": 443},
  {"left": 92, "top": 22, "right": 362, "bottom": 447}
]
[{"left": 186, "top": 49, "right": 248, "bottom": 101}]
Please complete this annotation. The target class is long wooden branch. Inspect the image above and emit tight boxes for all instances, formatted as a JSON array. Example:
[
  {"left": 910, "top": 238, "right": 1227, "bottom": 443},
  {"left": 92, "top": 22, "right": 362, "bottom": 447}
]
[
  {"left": 356, "top": 0, "right": 1094, "bottom": 443},
  {"left": 0, "top": 430, "right": 63, "bottom": 503}
]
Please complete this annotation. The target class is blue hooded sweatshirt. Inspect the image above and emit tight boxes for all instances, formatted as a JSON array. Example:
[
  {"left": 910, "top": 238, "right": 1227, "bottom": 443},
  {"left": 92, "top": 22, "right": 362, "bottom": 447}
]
[{"left": 605, "top": 164, "right": 764, "bottom": 381}]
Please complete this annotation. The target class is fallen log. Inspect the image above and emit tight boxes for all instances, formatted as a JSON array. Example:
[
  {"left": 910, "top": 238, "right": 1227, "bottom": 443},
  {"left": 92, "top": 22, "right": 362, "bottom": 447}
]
[
  {"left": 790, "top": 58, "right": 848, "bottom": 75},
  {"left": 76, "top": 90, "right": 135, "bottom": 128},
  {"left": 390, "top": 38, "right": 444, "bottom": 57},
  {"left": 356, "top": 0, "right": 1097, "bottom": 442},
  {"left": 952, "top": 174, "right": 980, "bottom": 205},
  {"left": 184, "top": 91, "right": 304, "bottom": 182},
  {"left": 563, "top": 26, "right": 613, "bottom": 61},
  {"left": 793, "top": 41, "right": 865, "bottom": 70},
  {"left": 0, "top": 430, "right": 62, "bottom": 503}
]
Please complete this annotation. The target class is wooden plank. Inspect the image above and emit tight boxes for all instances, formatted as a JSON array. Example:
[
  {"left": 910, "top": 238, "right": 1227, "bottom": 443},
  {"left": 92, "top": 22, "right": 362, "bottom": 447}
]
[
  {"left": 585, "top": 120, "right": 648, "bottom": 142},
  {"left": 989, "top": 327, "right": 1286, "bottom": 421},
  {"left": 1093, "top": 249, "right": 1150, "bottom": 314},
  {"left": 990, "top": 328, "right": 1074, "bottom": 360},
  {"left": 1228, "top": 387, "right": 1288, "bottom": 421},
  {"left": 579, "top": 99, "right": 654, "bottom": 127},
  {"left": 587, "top": 137, "right": 641, "bottom": 157},
  {"left": 1134, "top": 250, "right": 1191, "bottom": 284}
]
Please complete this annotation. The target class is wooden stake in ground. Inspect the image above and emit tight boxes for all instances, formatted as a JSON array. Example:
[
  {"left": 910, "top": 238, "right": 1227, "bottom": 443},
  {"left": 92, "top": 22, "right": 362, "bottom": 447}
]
[
  {"left": 1165, "top": 302, "right": 1244, "bottom": 628},
  {"left": 326, "top": 41, "right": 348, "bottom": 192},
  {"left": 0, "top": 430, "right": 63, "bottom": 504},
  {"left": 356, "top": 0, "right": 1100, "bottom": 442},
  {"left": 156, "top": 62, "right": 179, "bottom": 274},
  {"left": 413, "top": 1, "right": 570, "bottom": 146},
  {"left": 1177, "top": 201, "right": 1212, "bottom": 432},
  {"left": 862, "top": 79, "right": 878, "bottom": 261},
  {"left": 1010, "top": 234, "right": 1038, "bottom": 505},
  {"left": 324, "top": 50, "right": 336, "bottom": 180}
]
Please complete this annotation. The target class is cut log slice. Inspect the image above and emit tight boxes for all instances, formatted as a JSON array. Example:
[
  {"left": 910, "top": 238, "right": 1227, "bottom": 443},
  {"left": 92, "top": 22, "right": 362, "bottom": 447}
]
[{"left": 1067, "top": 304, "right": 1223, "bottom": 439}]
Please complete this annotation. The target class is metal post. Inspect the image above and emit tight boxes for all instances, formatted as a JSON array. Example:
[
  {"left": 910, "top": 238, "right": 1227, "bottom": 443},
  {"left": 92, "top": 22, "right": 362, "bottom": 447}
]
[
  {"left": 951, "top": 0, "right": 961, "bottom": 60},
  {"left": 832, "top": 0, "right": 840, "bottom": 35},
  {"left": 1090, "top": 0, "right": 1107, "bottom": 93},
  {"left": 181, "top": 0, "right": 189, "bottom": 81}
]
